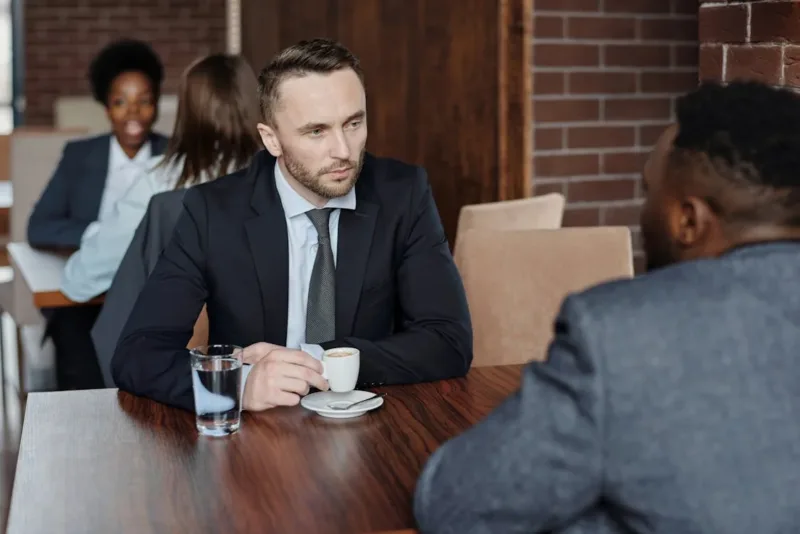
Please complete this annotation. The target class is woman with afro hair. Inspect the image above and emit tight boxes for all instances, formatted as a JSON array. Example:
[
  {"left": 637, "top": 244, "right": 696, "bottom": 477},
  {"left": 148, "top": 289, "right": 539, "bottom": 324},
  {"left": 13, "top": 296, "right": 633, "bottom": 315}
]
[
  {"left": 28, "top": 38, "right": 167, "bottom": 391},
  {"left": 28, "top": 38, "right": 167, "bottom": 249}
]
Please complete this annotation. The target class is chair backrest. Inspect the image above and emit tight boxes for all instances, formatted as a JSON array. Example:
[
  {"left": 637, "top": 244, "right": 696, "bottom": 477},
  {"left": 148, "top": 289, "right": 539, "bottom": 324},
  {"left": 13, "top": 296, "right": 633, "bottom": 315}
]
[
  {"left": 8, "top": 129, "right": 86, "bottom": 325},
  {"left": 54, "top": 94, "right": 177, "bottom": 137},
  {"left": 453, "top": 193, "right": 565, "bottom": 264},
  {"left": 458, "top": 227, "right": 634, "bottom": 367}
]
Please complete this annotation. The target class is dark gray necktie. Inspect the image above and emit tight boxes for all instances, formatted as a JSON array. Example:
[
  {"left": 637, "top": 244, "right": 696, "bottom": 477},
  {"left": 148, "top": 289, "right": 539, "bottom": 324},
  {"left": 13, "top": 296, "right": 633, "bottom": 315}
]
[{"left": 305, "top": 208, "right": 336, "bottom": 343}]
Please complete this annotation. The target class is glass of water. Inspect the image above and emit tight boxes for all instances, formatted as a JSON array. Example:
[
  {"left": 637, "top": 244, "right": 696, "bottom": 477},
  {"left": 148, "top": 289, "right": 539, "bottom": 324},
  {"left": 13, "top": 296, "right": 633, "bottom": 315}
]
[{"left": 190, "top": 344, "right": 243, "bottom": 437}]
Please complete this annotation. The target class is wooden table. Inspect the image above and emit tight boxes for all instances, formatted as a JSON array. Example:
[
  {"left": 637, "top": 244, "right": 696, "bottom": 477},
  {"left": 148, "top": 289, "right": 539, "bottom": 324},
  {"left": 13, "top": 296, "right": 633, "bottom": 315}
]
[
  {"left": 7, "top": 242, "right": 103, "bottom": 308},
  {"left": 7, "top": 365, "right": 523, "bottom": 534}
]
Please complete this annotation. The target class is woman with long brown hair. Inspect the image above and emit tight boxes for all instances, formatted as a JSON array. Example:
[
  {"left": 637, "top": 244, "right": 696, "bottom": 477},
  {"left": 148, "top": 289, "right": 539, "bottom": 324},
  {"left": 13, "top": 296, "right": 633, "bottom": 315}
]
[{"left": 59, "top": 54, "right": 261, "bottom": 389}]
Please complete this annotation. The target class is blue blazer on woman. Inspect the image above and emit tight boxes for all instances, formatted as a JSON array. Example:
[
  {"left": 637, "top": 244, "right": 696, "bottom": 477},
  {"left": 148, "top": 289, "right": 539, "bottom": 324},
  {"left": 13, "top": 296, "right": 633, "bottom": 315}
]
[{"left": 27, "top": 132, "right": 168, "bottom": 248}]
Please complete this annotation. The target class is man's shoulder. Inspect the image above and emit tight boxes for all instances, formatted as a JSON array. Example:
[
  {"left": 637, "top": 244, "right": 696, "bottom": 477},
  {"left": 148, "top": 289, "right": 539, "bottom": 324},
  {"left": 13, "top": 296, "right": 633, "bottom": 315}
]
[
  {"left": 363, "top": 153, "right": 425, "bottom": 186},
  {"left": 182, "top": 166, "right": 252, "bottom": 211},
  {"left": 359, "top": 153, "right": 429, "bottom": 207}
]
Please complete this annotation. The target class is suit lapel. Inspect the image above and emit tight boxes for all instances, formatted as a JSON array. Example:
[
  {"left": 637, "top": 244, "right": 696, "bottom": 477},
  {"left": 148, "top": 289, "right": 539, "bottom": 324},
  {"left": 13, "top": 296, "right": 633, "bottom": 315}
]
[
  {"left": 335, "top": 179, "right": 379, "bottom": 338},
  {"left": 84, "top": 135, "right": 112, "bottom": 219},
  {"left": 244, "top": 153, "right": 289, "bottom": 345},
  {"left": 149, "top": 133, "right": 169, "bottom": 156}
]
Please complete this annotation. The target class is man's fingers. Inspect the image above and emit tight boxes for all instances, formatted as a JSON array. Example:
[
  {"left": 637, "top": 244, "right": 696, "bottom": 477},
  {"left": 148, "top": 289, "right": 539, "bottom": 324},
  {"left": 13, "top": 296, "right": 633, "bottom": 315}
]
[
  {"left": 268, "top": 349, "right": 324, "bottom": 374},
  {"left": 269, "top": 390, "right": 302, "bottom": 407},
  {"left": 277, "top": 362, "right": 328, "bottom": 392},
  {"left": 273, "top": 376, "right": 311, "bottom": 396},
  {"left": 242, "top": 342, "right": 282, "bottom": 364}
]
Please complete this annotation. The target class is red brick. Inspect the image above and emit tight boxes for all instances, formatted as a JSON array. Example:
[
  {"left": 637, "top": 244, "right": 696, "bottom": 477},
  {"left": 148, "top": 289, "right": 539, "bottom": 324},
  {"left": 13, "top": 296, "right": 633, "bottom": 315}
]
[
  {"left": 699, "top": 4, "right": 748, "bottom": 44},
  {"left": 785, "top": 46, "right": 800, "bottom": 88},
  {"left": 569, "top": 72, "right": 637, "bottom": 94},
  {"left": 639, "top": 18, "right": 698, "bottom": 42},
  {"left": 639, "top": 124, "right": 671, "bottom": 147},
  {"left": 25, "top": 0, "right": 226, "bottom": 125},
  {"left": 674, "top": 45, "right": 699, "bottom": 67},
  {"left": 751, "top": 1, "right": 800, "bottom": 44},
  {"left": 535, "top": 44, "right": 600, "bottom": 67},
  {"left": 535, "top": 16, "right": 564, "bottom": 39},
  {"left": 534, "top": 99, "right": 600, "bottom": 122},
  {"left": 726, "top": 45, "right": 783, "bottom": 84},
  {"left": 641, "top": 71, "right": 698, "bottom": 93},
  {"left": 605, "top": 45, "right": 671, "bottom": 67},
  {"left": 602, "top": 151, "right": 649, "bottom": 174},
  {"left": 567, "top": 126, "right": 635, "bottom": 149},
  {"left": 604, "top": 98, "right": 672, "bottom": 121},
  {"left": 535, "top": 0, "right": 600, "bottom": 10},
  {"left": 604, "top": 204, "right": 643, "bottom": 226},
  {"left": 534, "top": 72, "right": 565, "bottom": 95},
  {"left": 568, "top": 178, "right": 637, "bottom": 202},
  {"left": 699, "top": 44, "right": 724, "bottom": 82},
  {"left": 562, "top": 207, "right": 601, "bottom": 227},
  {"left": 535, "top": 128, "right": 563, "bottom": 151},
  {"left": 535, "top": 154, "right": 600, "bottom": 177},
  {"left": 605, "top": 0, "right": 671, "bottom": 14},
  {"left": 567, "top": 17, "right": 636, "bottom": 40},
  {"left": 533, "top": 181, "right": 566, "bottom": 196}
]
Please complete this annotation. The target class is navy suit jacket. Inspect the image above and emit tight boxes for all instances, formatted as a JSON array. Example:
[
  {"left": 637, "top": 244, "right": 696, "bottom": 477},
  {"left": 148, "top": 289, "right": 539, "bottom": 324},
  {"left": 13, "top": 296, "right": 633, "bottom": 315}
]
[
  {"left": 112, "top": 150, "right": 473, "bottom": 412},
  {"left": 27, "top": 132, "right": 168, "bottom": 249}
]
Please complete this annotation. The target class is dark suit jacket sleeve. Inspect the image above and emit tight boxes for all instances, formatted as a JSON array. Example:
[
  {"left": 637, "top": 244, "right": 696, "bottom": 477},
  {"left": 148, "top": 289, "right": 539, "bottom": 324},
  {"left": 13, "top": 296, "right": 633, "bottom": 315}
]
[
  {"left": 27, "top": 142, "right": 92, "bottom": 248},
  {"left": 91, "top": 198, "right": 154, "bottom": 389},
  {"left": 111, "top": 189, "right": 209, "bottom": 412},
  {"left": 413, "top": 295, "right": 604, "bottom": 533},
  {"left": 321, "top": 169, "right": 473, "bottom": 385}
]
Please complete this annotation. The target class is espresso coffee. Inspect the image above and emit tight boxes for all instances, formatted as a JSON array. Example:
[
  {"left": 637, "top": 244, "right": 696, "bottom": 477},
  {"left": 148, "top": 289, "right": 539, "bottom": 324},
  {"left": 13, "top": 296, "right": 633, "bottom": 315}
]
[{"left": 325, "top": 349, "right": 357, "bottom": 358}]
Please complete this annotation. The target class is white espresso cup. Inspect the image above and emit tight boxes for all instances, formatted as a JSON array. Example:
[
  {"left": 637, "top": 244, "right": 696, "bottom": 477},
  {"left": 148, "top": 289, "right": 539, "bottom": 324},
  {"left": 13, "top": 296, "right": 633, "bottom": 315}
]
[{"left": 321, "top": 347, "right": 360, "bottom": 392}]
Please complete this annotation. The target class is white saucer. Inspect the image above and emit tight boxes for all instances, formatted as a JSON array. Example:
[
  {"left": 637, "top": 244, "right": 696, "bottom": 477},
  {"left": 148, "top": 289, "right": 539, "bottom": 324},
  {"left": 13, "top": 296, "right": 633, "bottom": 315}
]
[{"left": 300, "top": 390, "right": 384, "bottom": 419}]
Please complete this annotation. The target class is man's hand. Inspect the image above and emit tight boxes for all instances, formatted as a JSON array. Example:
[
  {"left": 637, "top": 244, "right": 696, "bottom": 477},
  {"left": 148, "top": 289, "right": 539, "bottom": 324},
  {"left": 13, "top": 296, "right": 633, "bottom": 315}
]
[{"left": 242, "top": 343, "right": 329, "bottom": 411}]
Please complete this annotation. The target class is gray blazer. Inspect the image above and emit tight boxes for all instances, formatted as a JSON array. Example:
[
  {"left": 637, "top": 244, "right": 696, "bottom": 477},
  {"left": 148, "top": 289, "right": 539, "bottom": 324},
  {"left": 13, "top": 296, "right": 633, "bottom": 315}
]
[
  {"left": 414, "top": 241, "right": 800, "bottom": 534},
  {"left": 91, "top": 189, "right": 187, "bottom": 387}
]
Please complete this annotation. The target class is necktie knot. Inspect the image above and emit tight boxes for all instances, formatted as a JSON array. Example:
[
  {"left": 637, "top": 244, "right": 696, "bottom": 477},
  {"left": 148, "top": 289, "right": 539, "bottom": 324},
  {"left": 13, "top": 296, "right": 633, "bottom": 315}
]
[{"left": 306, "top": 208, "right": 333, "bottom": 239}]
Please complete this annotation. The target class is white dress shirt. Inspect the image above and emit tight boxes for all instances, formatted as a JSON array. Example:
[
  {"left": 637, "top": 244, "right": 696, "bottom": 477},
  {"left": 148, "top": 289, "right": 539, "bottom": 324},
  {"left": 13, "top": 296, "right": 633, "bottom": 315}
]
[
  {"left": 237, "top": 162, "right": 357, "bottom": 396},
  {"left": 60, "top": 150, "right": 181, "bottom": 302}
]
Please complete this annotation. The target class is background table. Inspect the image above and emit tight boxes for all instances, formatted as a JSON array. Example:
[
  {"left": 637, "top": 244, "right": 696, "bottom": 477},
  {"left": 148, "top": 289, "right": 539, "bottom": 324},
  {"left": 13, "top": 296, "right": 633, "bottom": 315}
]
[
  {"left": 7, "top": 242, "right": 102, "bottom": 308},
  {"left": 7, "top": 365, "right": 523, "bottom": 533}
]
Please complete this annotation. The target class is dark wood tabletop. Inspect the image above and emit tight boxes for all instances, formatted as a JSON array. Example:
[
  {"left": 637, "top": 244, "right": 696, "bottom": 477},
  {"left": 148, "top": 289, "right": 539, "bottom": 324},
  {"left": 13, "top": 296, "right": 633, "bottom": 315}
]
[{"left": 6, "top": 364, "right": 523, "bottom": 534}]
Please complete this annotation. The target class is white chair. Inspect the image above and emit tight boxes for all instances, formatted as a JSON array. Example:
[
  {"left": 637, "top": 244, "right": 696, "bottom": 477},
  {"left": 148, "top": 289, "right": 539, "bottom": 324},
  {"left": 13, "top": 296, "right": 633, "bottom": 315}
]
[{"left": 0, "top": 129, "right": 87, "bottom": 392}]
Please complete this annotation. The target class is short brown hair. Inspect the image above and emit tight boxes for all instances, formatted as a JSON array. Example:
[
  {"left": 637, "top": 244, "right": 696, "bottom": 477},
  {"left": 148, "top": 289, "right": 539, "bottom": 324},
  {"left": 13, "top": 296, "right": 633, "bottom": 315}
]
[
  {"left": 164, "top": 54, "right": 262, "bottom": 189},
  {"left": 257, "top": 39, "right": 364, "bottom": 125}
]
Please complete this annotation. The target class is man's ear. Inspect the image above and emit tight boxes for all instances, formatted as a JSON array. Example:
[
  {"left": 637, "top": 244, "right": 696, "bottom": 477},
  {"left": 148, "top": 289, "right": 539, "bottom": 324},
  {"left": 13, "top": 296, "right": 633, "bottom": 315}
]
[
  {"left": 677, "top": 196, "right": 716, "bottom": 248},
  {"left": 257, "top": 123, "right": 281, "bottom": 157}
]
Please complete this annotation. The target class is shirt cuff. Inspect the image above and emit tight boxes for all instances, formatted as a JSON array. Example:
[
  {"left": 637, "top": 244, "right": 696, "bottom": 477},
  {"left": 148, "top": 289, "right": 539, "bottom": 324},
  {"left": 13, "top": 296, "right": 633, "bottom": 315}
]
[
  {"left": 239, "top": 363, "right": 254, "bottom": 411},
  {"left": 300, "top": 343, "right": 325, "bottom": 360},
  {"left": 80, "top": 221, "right": 100, "bottom": 243}
]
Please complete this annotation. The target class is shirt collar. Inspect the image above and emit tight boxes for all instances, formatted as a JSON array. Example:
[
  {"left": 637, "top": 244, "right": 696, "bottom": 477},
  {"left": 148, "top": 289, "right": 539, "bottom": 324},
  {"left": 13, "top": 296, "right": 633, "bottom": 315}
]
[
  {"left": 109, "top": 135, "right": 152, "bottom": 171},
  {"left": 274, "top": 161, "right": 357, "bottom": 219}
]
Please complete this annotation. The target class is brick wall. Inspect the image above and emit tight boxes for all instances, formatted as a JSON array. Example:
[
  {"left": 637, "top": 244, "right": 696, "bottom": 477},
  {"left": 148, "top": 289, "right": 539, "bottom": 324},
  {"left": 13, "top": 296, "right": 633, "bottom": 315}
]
[
  {"left": 24, "top": 0, "right": 227, "bottom": 126},
  {"left": 532, "top": 0, "right": 699, "bottom": 272},
  {"left": 699, "top": 0, "right": 800, "bottom": 87}
]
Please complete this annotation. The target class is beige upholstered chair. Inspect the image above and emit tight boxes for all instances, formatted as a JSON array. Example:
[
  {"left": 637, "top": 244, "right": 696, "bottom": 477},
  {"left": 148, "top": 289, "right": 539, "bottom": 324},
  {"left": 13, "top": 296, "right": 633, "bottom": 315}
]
[
  {"left": 4, "top": 129, "right": 87, "bottom": 327},
  {"left": 453, "top": 193, "right": 565, "bottom": 265},
  {"left": 0, "top": 129, "right": 87, "bottom": 391},
  {"left": 458, "top": 227, "right": 634, "bottom": 367}
]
